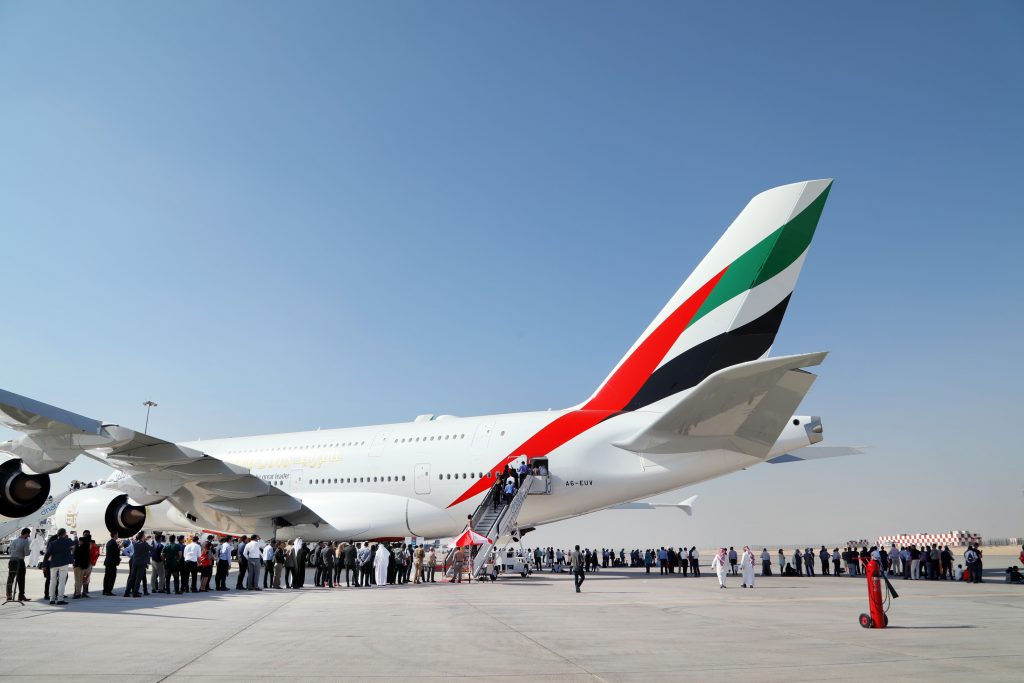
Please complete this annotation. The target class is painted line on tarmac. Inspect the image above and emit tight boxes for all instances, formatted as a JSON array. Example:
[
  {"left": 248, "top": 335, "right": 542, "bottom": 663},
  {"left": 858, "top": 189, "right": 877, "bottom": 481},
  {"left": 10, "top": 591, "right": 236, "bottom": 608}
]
[{"left": 155, "top": 590, "right": 306, "bottom": 682}]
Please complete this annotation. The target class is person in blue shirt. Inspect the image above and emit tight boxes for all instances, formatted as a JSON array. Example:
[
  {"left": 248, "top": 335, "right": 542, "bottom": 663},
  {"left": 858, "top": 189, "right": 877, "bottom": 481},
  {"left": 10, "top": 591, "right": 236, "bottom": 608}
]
[{"left": 44, "top": 528, "right": 75, "bottom": 605}]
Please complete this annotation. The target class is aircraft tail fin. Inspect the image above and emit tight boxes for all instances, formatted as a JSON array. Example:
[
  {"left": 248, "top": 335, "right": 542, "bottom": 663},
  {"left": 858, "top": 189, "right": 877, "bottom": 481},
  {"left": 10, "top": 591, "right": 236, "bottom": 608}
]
[
  {"left": 612, "top": 352, "right": 825, "bottom": 457},
  {"left": 582, "top": 180, "right": 832, "bottom": 413}
]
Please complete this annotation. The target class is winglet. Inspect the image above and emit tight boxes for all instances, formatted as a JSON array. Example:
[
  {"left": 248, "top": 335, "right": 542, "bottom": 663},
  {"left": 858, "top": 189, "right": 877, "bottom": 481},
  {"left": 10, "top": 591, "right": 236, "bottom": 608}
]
[{"left": 677, "top": 494, "right": 698, "bottom": 516}]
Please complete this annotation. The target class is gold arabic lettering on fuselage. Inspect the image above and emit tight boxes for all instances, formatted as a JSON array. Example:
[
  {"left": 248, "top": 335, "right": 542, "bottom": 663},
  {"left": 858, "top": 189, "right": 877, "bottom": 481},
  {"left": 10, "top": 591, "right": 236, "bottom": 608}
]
[{"left": 236, "top": 452, "right": 344, "bottom": 470}]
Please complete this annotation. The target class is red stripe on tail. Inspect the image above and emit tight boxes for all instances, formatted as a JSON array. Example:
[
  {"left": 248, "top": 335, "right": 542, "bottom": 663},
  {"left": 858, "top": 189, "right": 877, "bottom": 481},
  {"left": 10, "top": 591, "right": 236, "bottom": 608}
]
[{"left": 446, "top": 267, "right": 727, "bottom": 508}]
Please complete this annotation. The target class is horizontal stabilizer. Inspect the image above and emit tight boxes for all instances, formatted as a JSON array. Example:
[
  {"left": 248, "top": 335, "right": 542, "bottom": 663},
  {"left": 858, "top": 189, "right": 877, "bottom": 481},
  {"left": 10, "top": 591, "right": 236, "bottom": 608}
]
[
  {"left": 766, "top": 445, "right": 865, "bottom": 464},
  {"left": 610, "top": 494, "right": 698, "bottom": 516},
  {"left": 613, "top": 352, "right": 826, "bottom": 457}
]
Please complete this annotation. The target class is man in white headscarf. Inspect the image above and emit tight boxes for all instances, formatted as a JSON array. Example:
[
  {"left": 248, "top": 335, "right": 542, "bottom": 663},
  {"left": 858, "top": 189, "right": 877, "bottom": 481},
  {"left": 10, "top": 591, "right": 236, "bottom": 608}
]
[
  {"left": 29, "top": 529, "right": 46, "bottom": 567},
  {"left": 373, "top": 543, "right": 390, "bottom": 587},
  {"left": 711, "top": 548, "right": 728, "bottom": 589},
  {"left": 740, "top": 546, "right": 756, "bottom": 588}
]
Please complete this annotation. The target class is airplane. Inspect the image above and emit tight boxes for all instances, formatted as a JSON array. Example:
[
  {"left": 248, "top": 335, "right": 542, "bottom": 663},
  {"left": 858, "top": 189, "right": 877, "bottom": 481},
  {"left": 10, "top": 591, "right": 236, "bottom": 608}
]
[{"left": 0, "top": 178, "right": 845, "bottom": 552}]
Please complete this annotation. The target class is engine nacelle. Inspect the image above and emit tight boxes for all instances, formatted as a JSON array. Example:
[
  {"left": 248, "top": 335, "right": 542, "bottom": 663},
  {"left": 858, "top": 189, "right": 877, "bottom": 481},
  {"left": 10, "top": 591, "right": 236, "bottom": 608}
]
[
  {"left": 55, "top": 487, "right": 147, "bottom": 538},
  {"left": 0, "top": 457, "right": 51, "bottom": 518}
]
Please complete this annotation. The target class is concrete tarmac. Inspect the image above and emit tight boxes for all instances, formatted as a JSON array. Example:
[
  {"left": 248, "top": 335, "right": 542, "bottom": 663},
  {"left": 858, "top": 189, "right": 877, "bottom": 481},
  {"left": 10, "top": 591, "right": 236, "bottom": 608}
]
[{"left": 1, "top": 563, "right": 1021, "bottom": 681}]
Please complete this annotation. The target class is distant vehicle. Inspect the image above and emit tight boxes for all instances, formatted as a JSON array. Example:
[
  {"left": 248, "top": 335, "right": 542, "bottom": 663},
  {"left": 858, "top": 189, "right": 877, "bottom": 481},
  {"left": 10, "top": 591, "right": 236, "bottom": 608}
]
[{"left": 496, "top": 547, "right": 532, "bottom": 578}]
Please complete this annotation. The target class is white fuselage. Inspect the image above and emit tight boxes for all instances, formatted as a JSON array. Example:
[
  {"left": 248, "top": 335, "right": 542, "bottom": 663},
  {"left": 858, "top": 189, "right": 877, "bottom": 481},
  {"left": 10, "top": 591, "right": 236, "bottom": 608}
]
[{"left": 168, "top": 407, "right": 811, "bottom": 541}]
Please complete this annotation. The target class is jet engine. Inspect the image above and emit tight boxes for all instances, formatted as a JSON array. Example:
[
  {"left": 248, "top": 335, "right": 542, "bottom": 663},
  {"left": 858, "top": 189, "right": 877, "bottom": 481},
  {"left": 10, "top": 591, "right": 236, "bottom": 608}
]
[
  {"left": 0, "top": 457, "right": 51, "bottom": 518},
  {"left": 54, "top": 487, "right": 147, "bottom": 538}
]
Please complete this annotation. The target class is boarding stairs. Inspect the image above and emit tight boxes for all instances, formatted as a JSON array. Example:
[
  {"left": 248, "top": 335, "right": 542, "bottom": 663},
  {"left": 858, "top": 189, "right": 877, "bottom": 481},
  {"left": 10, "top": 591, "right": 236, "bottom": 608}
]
[{"left": 445, "top": 473, "right": 550, "bottom": 580}]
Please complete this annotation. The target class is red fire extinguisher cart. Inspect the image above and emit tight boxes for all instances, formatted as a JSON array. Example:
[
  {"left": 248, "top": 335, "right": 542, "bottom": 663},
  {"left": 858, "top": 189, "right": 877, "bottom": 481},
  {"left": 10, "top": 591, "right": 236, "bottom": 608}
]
[{"left": 859, "top": 557, "right": 898, "bottom": 628}]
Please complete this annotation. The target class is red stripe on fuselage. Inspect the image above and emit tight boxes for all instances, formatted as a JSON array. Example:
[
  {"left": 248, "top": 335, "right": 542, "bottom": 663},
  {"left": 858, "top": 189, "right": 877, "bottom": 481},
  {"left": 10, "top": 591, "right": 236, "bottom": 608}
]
[{"left": 446, "top": 267, "right": 727, "bottom": 508}]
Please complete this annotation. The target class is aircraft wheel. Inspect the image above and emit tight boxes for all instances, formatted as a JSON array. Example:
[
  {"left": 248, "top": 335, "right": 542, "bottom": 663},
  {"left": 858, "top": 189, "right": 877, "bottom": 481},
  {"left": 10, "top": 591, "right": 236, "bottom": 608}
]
[
  {"left": 858, "top": 613, "right": 873, "bottom": 629},
  {"left": 521, "top": 571, "right": 527, "bottom": 577}
]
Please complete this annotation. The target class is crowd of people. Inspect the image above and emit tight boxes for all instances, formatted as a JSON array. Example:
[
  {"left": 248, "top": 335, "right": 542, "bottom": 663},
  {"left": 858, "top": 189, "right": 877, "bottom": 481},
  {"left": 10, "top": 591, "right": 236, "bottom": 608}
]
[
  {"left": 507, "top": 541, "right": 1023, "bottom": 590},
  {"left": 6, "top": 527, "right": 453, "bottom": 606},
  {"left": 9, "top": 526, "right": 1022, "bottom": 605},
  {"left": 487, "top": 460, "right": 548, "bottom": 509}
]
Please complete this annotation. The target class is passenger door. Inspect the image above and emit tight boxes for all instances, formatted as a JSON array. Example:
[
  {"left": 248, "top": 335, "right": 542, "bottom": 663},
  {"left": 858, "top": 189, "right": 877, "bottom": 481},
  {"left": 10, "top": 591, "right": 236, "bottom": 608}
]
[
  {"left": 288, "top": 466, "right": 304, "bottom": 495},
  {"left": 472, "top": 423, "right": 493, "bottom": 449},
  {"left": 414, "top": 463, "right": 431, "bottom": 495}
]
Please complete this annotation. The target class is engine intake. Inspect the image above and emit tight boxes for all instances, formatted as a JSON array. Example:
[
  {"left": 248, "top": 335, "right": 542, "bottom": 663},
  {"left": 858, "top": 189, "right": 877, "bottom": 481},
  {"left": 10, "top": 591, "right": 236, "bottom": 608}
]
[
  {"left": 0, "top": 458, "right": 51, "bottom": 518},
  {"left": 106, "top": 494, "right": 147, "bottom": 537},
  {"left": 54, "top": 488, "right": 149, "bottom": 538}
]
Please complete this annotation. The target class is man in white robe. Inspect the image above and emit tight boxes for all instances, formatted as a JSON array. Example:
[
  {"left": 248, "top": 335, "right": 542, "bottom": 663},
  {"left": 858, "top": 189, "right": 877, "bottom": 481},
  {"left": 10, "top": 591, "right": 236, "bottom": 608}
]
[
  {"left": 740, "top": 546, "right": 756, "bottom": 588},
  {"left": 29, "top": 530, "right": 46, "bottom": 567},
  {"left": 373, "top": 544, "right": 390, "bottom": 587},
  {"left": 711, "top": 548, "right": 728, "bottom": 588}
]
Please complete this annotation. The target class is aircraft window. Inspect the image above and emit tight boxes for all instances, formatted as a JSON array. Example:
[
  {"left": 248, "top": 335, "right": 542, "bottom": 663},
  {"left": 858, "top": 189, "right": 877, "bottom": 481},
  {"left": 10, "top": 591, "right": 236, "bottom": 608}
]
[
  {"left": 446, "top": 474, "right": 451, "bottom": 480},
  {"left": 387, "top": 476, "right": 391, "bottom": 482},
  {"left": 401, "top": 476, "right": 406, "bottom": 481},
  {"left": 470, "top": 472, "right": 475, "bottom": 479},
  {"left": 500, "top": 431, "right": 505, "bottom": 436},
  {"left": 445, "top": 435, "right": 449, "bottom": 440},
  {"left": 438, "top": 474, "right": 442, "bottom": 480}
]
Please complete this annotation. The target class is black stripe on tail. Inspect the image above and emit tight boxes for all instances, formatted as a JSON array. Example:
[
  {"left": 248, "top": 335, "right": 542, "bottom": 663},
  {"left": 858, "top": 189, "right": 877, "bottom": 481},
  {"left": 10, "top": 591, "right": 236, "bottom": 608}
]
[{"left": 623, "top": 295, "right": 792, "bottom": 411}]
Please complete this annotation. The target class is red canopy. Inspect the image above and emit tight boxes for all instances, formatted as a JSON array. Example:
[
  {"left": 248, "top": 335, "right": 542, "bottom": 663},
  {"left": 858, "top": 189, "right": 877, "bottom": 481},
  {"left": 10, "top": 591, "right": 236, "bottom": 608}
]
[{"left": 449, "top": 529, "right": 492, "bottom": 547}]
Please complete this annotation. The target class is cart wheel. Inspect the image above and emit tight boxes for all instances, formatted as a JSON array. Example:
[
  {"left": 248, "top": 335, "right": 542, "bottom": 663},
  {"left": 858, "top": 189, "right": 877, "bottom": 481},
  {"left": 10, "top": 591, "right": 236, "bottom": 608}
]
[
  {"left": 883, "top": 614, "right": 889, "bottom": 627},
  {"left": 858, "top": 613, "right": 873, "bottom": 629}
]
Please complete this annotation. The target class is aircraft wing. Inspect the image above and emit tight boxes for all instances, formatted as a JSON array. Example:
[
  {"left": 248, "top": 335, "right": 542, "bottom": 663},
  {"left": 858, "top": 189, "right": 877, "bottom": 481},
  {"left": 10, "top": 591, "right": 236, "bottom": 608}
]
[{"left": 0, "top": 388, "right": 321, "bottom": 535}]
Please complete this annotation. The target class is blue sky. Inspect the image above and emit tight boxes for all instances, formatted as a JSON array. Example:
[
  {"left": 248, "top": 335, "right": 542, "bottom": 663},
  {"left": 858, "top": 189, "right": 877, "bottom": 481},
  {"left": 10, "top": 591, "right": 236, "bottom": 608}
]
[{"left": 1, "top": 2, "right": 1021, "bottom": 545}]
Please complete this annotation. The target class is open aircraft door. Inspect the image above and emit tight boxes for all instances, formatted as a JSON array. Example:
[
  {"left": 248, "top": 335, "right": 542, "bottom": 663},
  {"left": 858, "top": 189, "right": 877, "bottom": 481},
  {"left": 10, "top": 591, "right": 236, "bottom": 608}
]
[{"left": 414, "top": 463, "right": 431, "bottom": 495}]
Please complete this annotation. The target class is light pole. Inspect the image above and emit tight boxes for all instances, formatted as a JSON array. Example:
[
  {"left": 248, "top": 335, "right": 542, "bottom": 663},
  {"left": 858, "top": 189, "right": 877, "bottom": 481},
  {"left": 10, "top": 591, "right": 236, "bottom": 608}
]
[{"left": 143, "top": 400, "right": 158, "bottom": 434}]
